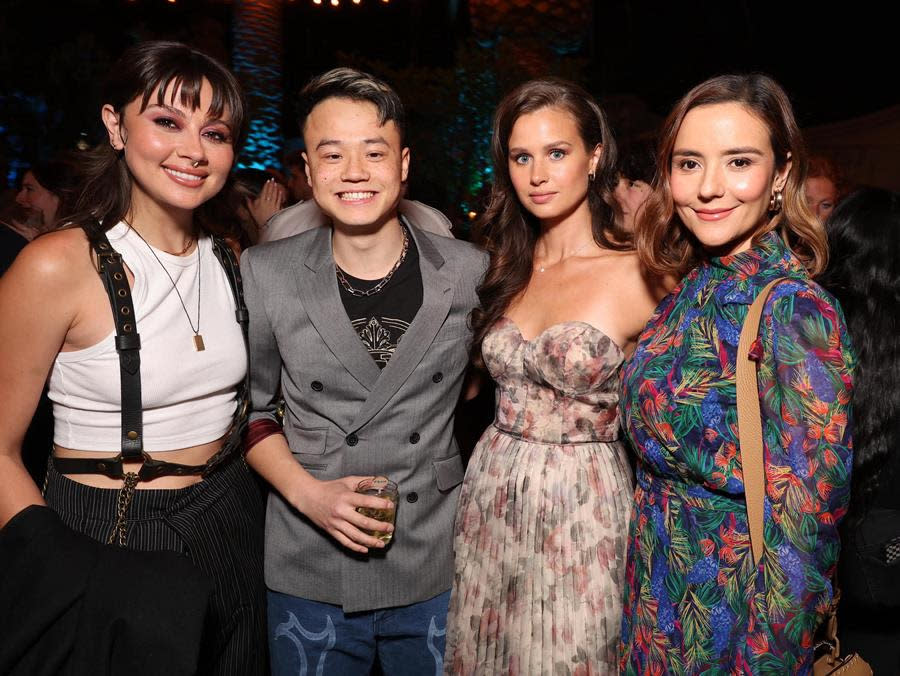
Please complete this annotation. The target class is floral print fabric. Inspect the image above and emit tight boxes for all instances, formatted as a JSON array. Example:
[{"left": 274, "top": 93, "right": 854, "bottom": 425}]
[
  {"left": 445, "top": 318, "right": 634, "bottom": 674},
  {"left": 619, "top": 232, "right": 855, "bottom": 674}
]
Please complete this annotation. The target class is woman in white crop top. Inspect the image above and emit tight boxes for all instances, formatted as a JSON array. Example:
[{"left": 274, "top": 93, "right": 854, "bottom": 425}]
[{"left": 0, "top": 42, "right": 266, "bottom": 673}]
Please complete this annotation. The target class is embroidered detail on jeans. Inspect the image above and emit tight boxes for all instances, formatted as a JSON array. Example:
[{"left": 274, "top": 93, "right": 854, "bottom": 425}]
[
  {"left": 274, "top": 611, "right": 336, "bottom": 676},
  {"left": 426, "top": 615, "right": 446, "bottom": 675}
]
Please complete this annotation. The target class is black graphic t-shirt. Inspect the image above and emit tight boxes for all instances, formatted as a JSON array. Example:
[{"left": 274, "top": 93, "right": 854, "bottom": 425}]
[{"left": 337, "top": 231, "right": 423, "bottom": 369}]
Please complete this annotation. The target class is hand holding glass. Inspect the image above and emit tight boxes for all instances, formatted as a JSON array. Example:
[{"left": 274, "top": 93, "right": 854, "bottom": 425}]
[{"left": 355, "top": 477, "right": 398, "bottom": 544}]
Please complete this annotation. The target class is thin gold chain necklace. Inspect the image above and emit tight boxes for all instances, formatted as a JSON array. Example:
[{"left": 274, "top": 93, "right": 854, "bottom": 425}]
[{"left": 536, "top": 239, "right": 595, "bottom": 273}]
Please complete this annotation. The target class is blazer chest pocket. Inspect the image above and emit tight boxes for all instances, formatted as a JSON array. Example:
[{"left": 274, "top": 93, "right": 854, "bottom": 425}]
[
  {"left": 290, "top": 426, "right": 329, "bottom": 470},
  {"left": 433, "top": 454, "right": 465, "bottom": 492}
]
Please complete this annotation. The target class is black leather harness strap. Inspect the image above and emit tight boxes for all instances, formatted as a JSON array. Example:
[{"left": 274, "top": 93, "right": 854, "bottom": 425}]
[
  {"left": 52, "top": 233, "right": 250, "bottom": 481},
  {"left": 98, "top": 239, "right": 144, "bottom": 459},
  {"left": 200, "top": 237, "right": 250, "bottom": 477}
]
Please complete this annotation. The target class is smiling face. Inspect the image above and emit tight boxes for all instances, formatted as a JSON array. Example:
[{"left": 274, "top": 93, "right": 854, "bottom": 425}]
[
  {"left": 16, "top": 171, "right": 60, "bottom": 229},
  {"left": 302, "top": 97, "right": 409, "bottom": 232},
  {"left": 101, "top": 78, "right": 235, "bottom": 221},
  {"left": 507, "top": 105, "right": 601, "bottom": 226},
  {"left": 669, "top": 102, "right": 790, "bottom": 256}
]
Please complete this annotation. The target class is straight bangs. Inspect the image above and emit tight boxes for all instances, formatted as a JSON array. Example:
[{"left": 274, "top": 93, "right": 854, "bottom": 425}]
[
  {"left": 71, "top": 41, "right": 248, "bottom": 243},
  {"left": 125, "top": 43, "right": 247, "bottom": 150}
]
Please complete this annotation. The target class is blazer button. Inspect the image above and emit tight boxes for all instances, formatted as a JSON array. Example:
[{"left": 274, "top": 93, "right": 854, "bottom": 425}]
[
  {"left": 406, "top": 492, "right": 419, "bottom": 503},
  {"left": 346, "top": 433, "right": 358, "bottom": 446},
  {"left": 432, "top": 372, "right": 443, "bottom": 383},
  {"left": 409, "top": 432, "right": 420, "bottom": 444},
  {"left": 311, "top": 381, "right": 323, "bottom": 392}
]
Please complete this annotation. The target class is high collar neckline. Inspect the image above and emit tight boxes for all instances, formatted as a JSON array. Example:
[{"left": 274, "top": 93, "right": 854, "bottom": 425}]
[{"left": 705, "top": 230, "right": 789, "bottom": 278}]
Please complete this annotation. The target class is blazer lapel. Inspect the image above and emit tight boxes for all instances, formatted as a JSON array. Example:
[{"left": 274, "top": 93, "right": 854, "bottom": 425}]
[
  {"left": 297, "top": 227, "right": 381, "bottom": 391},
  {"left": 350, "top": 224, "right": 454, "bottom": 430}
]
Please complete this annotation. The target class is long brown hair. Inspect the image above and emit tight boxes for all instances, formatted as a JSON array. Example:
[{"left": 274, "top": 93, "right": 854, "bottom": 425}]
[
  {"left": 66, "top": 41, "right": 247, "bottom": 246},
  {"left": 470, "top": 78, "right": 626, "bottom": 366},
  {"left": 635, "top": 73, "right": 826, "bottom": 279}
]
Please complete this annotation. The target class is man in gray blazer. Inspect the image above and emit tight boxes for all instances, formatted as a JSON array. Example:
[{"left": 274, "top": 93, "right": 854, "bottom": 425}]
[{"left": 240, "top": 68, "right": 487, "bottom": 674}]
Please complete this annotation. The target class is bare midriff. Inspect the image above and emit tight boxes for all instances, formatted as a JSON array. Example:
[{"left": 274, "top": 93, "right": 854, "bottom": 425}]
[{"left": 53, "top": 435, "right": 227, "bottom": 489}]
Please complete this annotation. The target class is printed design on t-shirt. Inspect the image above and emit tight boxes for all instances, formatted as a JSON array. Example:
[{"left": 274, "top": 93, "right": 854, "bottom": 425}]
[{"left": 351, "top": 316, "right": 410, "bottom": 368}]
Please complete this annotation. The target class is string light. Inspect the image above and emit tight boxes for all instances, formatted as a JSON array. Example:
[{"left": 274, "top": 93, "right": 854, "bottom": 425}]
[{"left": 308, "top": 0, "right": 390, "bottom": 5}]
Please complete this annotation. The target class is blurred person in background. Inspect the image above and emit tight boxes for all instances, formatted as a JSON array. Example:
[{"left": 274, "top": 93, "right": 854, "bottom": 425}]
[
  {"left": 3, "top": 156, "right": 81, "bottom": 486},
  {"left": 15, "top": 156, "right": 80, "bottom": 236},
  {"left": 282, "top": 148, "right": 314, "bottom": 204},
  {"left": 820, "top": 187, "right": 900, "bottom": 675},
  {"left": 614, "top": 137, "right": 655, "bottom": 232},
  {"left": 805, "top": 154, "right": 842, "bottom": 222},
  {"left": 2, "top": 156, "right": 81, "bottom": 271},
  {"left": 231, "top": 168, "right": 287, "bottom": 246},
  {"left": 1, "top": 197, "right": 33, "bottom": 274}
]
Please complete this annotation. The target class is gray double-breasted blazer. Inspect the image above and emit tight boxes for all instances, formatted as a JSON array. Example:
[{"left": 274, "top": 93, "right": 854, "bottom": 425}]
[{"left": 240, "top": 219, "right": 488, "bottom": 613}]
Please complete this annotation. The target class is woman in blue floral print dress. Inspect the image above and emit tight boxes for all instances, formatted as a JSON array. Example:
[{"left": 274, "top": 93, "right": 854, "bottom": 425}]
[{"left": 619, "top": 74, "right": 855, "bottom": 674}]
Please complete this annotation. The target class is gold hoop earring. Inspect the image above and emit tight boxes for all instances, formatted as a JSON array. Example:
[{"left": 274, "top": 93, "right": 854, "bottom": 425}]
[
  {"left": 588, "top": 171, "right": 596, "bottom": 182},
  {"left": 768, "top": 190, "right": 784, "bottom": 213}
]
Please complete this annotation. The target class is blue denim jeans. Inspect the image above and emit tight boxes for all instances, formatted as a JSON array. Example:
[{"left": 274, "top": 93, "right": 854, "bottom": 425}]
[{"left": 268, "top": 589, "right": 449, "bottom": 676}]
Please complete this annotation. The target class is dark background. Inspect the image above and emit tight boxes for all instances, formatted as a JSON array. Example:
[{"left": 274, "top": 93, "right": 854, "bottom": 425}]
[{"left": 1, "top": 0, "right": 896, "bottom": 223}]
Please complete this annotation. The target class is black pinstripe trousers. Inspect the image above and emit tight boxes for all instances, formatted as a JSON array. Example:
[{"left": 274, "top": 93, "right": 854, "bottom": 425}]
[{"left": 44, "top": 457, "right": 267, "bottom": 675}]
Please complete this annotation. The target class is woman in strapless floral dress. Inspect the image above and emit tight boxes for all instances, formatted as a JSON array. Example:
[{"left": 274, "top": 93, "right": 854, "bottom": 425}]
[{"left": 444, "top": 79, "right": 669, "bottom": 674}]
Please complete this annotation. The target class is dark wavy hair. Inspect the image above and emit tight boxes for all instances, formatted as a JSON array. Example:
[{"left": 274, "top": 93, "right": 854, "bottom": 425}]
[
  {"left": 66, "top": 41, "right": 246, "bottom": 244},
  {"left": 635, "top": 73, "right": 827, "bottom": 279},
  {"left": 470, "top": 78, "right": 626, "bottom": 366},
  {"left": 819, "top": 188, "right": 900, "bottom": 515},
  {"left": 617, "top": 137, "right": 656, "bottom": 185}
]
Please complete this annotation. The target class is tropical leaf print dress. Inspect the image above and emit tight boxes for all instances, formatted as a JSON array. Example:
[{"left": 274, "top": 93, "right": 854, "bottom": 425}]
[
  {"left": 618, "top": 233, "right": 855, "bottom": 674},
  {"left": 445, "top": 319, "right": 634, "bottom": 674}
]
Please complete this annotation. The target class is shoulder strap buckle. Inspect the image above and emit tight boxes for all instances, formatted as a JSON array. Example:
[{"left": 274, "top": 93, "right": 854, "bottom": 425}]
[{"left": 94, "top": 243, "right": 123, "bottom": 273}]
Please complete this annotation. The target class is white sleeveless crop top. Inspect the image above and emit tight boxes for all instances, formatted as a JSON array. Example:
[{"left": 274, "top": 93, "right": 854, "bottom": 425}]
[{"left": 48, "top": 222, "right": 247, "bottom": 452}]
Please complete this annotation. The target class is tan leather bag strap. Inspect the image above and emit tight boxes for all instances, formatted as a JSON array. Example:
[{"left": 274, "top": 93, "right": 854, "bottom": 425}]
[
  {"left": 736, "top": 278, "right": 787, "bottom": 567},
  {"left": 738, "top": 279, "right": 872, "bottom": 673}
]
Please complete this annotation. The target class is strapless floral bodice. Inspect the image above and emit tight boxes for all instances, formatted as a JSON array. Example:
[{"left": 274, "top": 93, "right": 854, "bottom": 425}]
[{"left": 482, "top": 317, "right": 624, "bottom": 444}]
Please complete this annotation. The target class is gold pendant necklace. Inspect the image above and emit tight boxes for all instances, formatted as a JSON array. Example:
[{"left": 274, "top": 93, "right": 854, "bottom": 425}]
[{"left": 131, "top": 226, "right": 205, "bottom": 351}]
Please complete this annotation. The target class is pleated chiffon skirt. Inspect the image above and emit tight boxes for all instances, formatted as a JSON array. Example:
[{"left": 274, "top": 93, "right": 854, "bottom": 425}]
[{"left": 444, "top": 426, "right": 633, "bottom": 675}]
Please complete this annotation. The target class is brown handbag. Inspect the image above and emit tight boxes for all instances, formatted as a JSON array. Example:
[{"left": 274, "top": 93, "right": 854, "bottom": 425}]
[{"left": 736, "top": 279, "right": 873, "bottom": 676}]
